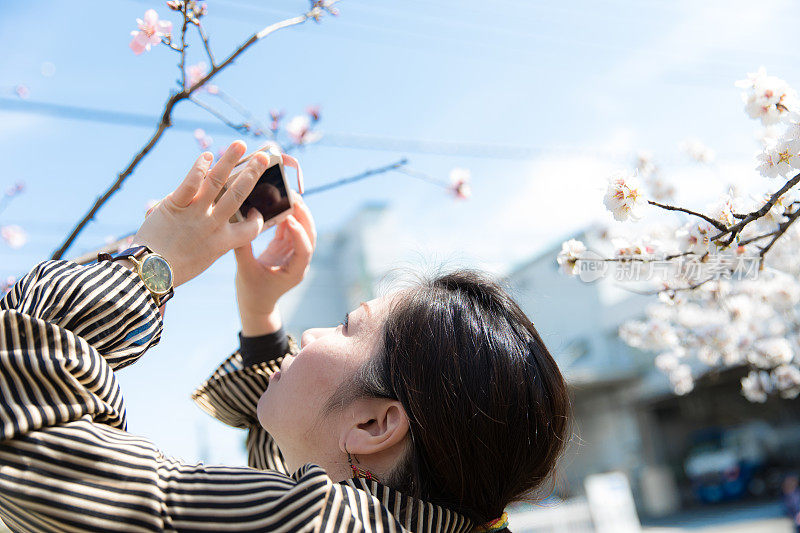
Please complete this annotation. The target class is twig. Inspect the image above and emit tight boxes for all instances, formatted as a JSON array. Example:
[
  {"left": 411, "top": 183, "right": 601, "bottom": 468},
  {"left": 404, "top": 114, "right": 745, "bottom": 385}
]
[
  {"left": 394, "top": 166, "right": 450, "bottom": 189},
  {"left": 188, "top": 96, "right": 254, "bottom": 134},
  {"left": 179, "top": 5, "right": 190, "bottom": 90},
  {"left": 212, "top": 88, "right": 270, "bottom": 137},
  {"left": 712, "top": 171, "right": 800, "bottom": 245},
  {"left": 758, "top": 208, "right": 800, "bottom": 260},
  {"left": 196, "top": 22, "right": 215, "bottom": 67},
  {"left": 304, "top": 159, "right": 408, "bottom": 196},
  {"left": 648, "top": 200, "right": 727, "bottom": 232},
  {"left": 51, "top": 6, "right": 331, "bottom": 260}
]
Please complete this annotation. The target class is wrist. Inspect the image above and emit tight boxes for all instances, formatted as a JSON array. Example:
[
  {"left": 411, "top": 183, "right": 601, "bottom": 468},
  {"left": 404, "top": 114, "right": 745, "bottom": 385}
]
[{"left": 240, "top": 305, "right": 282, "bottom": 337}]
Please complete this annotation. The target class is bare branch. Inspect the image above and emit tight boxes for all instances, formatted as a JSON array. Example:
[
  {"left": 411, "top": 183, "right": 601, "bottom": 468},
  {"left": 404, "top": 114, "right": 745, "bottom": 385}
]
[
  {"left": 759, "top": 207, "right": 800, "bottom": 260},
  {"left": 188, "top": 96, "right": 254, "bottom": 135},
  {"left": 196, "top": 22, "right": 215, "bottom": 67},
  {"left": 648, "top": 199, "right": 727, "bottom": 231},
  {"left": 304, "top": 159, "right": 409, "bottom": 196},
  {"left": 713, "top": 171, "right": 800, "bottom": 245},
  {"left": 50, "top": 6, "right": 327, "bottom": 260},
  {"left": 179, "top": 5, "right": 190, "bottom": 91}
]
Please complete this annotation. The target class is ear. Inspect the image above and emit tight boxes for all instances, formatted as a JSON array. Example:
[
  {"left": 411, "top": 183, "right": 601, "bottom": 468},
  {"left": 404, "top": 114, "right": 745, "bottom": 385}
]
[{"left": 340, "top": 398, "right": 410, "bottom": 457}]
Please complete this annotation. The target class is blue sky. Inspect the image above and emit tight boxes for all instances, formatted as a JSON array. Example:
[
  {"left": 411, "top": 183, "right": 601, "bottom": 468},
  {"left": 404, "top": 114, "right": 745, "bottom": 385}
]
[{"left": 2, "top": 0, "right": 800, "bottom": 464}]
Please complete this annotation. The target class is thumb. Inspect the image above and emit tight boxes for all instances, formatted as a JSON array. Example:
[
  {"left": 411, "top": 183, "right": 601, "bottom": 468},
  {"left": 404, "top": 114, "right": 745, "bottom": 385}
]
[{"left": 232, "top": 208, "right": 264, "bottom": 248}]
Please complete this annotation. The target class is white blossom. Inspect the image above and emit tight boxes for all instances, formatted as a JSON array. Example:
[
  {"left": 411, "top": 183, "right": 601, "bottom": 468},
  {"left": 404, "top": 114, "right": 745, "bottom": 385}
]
[
  {"left": 735, "top": 67, "right": 800, "bottom": 125},
  {"left": 741, "top": 370, "right": 771, "bottom": 402},
  {"left": 749, "top": 337, "right": 794, "bottom": 368},
  {"left": 556, "top": 239, "right": 587, "bottom": 276},
  {"left": 680, "top": 138, "right": 716, "bottom": 163},
  {"left": 756, "top": 138, "right": 800, "bottom": 179},
  {"left": 772, "top": 364, "right": 800, "bottom": 399},
  {"left": 603, "top": 172, "right": 647, "bottom": 222}
]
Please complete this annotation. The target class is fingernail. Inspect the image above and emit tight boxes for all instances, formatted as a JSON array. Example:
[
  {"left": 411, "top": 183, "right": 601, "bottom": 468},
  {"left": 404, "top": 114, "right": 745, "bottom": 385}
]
[{"left": 202, "top": 152, "right": 213, "bottom": 161}]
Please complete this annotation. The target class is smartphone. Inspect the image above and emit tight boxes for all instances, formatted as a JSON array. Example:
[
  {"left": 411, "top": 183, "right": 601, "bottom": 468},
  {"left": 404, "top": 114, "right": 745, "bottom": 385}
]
[{"left": 214, "top": 147, "right": 295, "bottom": 231}]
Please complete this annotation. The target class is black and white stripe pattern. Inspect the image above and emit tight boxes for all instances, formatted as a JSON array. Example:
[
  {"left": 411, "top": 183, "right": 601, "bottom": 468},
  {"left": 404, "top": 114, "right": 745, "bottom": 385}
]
[{"left": 0, "top": 260, "right": 473, "bottom": 532}]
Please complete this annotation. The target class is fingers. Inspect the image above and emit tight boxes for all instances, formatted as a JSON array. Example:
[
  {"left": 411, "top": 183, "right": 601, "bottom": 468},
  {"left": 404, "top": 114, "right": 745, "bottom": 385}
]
[
  {"left": 290, "top": 193, "right": 317, "bottom": 248},
  {"left": 167, "top": 152, "right": 213, "bottom": 208},
  {"left": 283, "top": 215, "right": 313, "bottom": 278},
  {"left": 214, "top": 151, "right": 269, "bottom": 223},
  {"left": 230, "top": 207, "right": 264, "bottom": 248},
  {"left": 196, "top": 141, "right": 247, "bottom": 207},
  {"left": 233, "top": 241, "right": 258, "bottom": 269}
]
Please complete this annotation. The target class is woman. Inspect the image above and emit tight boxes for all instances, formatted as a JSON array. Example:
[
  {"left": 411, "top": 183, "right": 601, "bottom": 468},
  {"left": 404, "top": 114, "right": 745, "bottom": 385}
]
[{"left": 0, "top": 142, "right": 570, "bottom": 532}]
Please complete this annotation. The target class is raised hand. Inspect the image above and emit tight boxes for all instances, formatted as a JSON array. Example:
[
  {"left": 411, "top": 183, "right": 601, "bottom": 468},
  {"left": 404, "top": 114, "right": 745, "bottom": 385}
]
[
  {"left": 134, "top": 141, "right": 267, "bottom": 287},
  {"left": 234, "top": 194, "right": 316, "bottom": 334}
]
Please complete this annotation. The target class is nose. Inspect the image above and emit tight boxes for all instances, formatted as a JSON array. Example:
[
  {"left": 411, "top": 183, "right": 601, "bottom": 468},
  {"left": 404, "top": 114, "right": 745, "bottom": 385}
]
[{"left": 300, "top": 327, "right": 336, "bottom": 349}]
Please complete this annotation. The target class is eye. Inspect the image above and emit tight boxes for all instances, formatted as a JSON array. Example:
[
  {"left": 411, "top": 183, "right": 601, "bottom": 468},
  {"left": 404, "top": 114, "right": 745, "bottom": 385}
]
[{"left": 341, "top": 312, "right": 349, "bottom": 332}]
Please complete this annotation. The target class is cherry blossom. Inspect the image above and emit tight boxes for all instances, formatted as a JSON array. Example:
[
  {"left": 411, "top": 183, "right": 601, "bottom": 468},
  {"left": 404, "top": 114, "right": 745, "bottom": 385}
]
[
  {"left": 130, "top": 9, "right": 173, "bottom": 55},
  {"left": 269, "top": 110, "right": 284, "bottom": 132},
  {"left": 286, "top": 115, "right": 321, "bottom": 145},
  {"left": 556, "top": 239, "right": 587, "bottom": 276},
  {"left": 1, "top": 225, "right": 27, "bottom": 249},
  {"left": 772, "top": 364, "right": 800, "bottom": 398},
  {"left": 735, "top": 67, "right": 800, "bottom": 125},
  {"left": 14, "top": 84, "right": 29, "bottom": 99},
  {"left": 449, "top": 168, "right": 471, "bottom": 200},
  {"left": 193, "top": 128, "right": 213, "bottom": 150},
  {"left": 306, "top": 105, "right": 321, "bottom": 122},
  {"left": 0, "top": 276, "right": 15, "bottom": 296},
  {"left": 187, "top": 62, "right": 207, "bottom": 88},
  {"left": 741, "top": 370, "right": 771, "bottom": 402},
  {"left": 603, "top": 172, "right": 647, "bottom": 222},
  {"left": 679, "top": 138, "right": 716, "bottom": 163},
  {"left": 757, "top": 138, "right": 800, "bottom": 178}
]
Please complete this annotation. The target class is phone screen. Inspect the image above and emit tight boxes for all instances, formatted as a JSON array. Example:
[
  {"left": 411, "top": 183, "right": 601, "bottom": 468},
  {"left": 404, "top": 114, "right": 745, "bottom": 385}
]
[{"left": 239, "top": 163, "right": 290, "bottom": 221}]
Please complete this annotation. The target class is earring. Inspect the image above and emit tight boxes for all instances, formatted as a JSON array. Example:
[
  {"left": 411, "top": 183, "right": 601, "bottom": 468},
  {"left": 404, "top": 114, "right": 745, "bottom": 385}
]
[{"left": 346, "top": 448, "right": 379, "bottom": 482}]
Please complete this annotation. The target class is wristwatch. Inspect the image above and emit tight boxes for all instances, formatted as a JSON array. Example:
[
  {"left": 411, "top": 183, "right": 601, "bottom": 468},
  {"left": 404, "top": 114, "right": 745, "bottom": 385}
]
[{"left": 98, "top": 245, "right": 174, "bottom": 307}]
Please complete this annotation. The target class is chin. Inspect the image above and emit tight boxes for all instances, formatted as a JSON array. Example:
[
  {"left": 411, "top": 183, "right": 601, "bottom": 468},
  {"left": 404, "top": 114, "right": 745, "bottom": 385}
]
[{"left": 256, "top": 389, "right": 273, "bottom": 431}]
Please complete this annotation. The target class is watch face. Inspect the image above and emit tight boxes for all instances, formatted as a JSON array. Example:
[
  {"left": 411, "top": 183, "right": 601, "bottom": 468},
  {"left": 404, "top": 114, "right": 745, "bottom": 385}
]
[{"left": 140, "top": 255, "right": 173, "bottom": 294}]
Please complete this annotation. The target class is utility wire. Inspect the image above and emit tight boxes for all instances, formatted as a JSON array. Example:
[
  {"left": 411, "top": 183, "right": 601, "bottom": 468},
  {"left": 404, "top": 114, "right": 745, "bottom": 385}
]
[{"left": 0, "top": 97, "right": 560, "bottom": 160}]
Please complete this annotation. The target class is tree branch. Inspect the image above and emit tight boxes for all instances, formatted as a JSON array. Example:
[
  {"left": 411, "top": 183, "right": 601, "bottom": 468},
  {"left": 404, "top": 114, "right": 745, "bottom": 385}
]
[
  {"left": 713, "top": 171, "right": 800, "bottom": 245},
  {"left": 188, "top": 96, "right": 254, "bottom": 134},
  {"left": 759, "top": 207, "right": 800, "bottom": 260},
  {"left": 196, "top": 22, "right": 215, "bottom": 67},
  {"left": 50, "top": 7, "right": 326, "bottom": 260},
  {"left": 304, "top": 159, "right": 408, "bottom": 196},
  {"left": 648, "top": 200, "right": 727, "bottom": 232}
]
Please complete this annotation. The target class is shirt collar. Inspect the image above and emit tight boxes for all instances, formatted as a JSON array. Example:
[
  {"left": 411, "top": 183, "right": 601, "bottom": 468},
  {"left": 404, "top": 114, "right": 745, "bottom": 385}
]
[{"left": 341, "top": 478, "right": 474, "bottom": 533}]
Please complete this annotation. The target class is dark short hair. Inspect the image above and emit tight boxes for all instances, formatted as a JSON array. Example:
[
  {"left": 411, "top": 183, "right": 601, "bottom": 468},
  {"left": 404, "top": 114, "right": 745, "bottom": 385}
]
[{"left": 328, "top": 270, "right": 571, "bottom": 527}]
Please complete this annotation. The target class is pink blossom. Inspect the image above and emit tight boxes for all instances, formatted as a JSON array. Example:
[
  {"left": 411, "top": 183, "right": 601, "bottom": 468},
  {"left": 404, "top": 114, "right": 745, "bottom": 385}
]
[
  {"left": 448, "top": 168, "right": 471, "bottom": 200},
  {"left": 193, "top": 128, "right": 213, "bottom": 150},
  {"left": 14, "top": 84, "right": 29, "bottom": 99},
  {"left": 270, "top": 110, "right": 284, "bottom": 132},
  {"left": 130, "top": 9, "right": 173, "bottom": 55},
  {"left": 286, "top": 115, "right": 321, "bottom": 145},
  {"left": 1, "top": 225, "right": 27, "bottom": 249},
  {"left": 5, "top": 181, "right": 24, "bottom": 197},
  {"left": 306, "top": 105, "right": 321, "bottom": 122},
  {"left": 187, "top": 62, "right": 208, "bottom": 88},
  {"left": 0, "top": 276, "right": 16, "bottom": 296}
]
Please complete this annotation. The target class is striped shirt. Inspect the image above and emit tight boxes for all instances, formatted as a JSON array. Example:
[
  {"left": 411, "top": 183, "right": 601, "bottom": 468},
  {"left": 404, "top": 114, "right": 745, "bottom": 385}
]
[{"left": 0, "top": 260, "right": 473, "bottom": 533}]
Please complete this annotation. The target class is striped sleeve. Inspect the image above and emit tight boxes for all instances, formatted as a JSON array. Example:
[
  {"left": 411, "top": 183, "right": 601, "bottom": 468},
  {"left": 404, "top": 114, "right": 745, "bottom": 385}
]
[
  {"left": 0, "top": 260, "right": 163, "bottom": 370},
  {"left": 191, "top": 336, "right": 300, "bottom": 474},
  {"left": 0, "top": 264, "right": 337, "bottom": 532}
]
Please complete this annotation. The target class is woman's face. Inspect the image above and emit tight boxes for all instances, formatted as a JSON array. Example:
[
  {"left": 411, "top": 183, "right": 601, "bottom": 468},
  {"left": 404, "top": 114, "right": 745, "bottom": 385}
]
[{"left": 256, "top": 295, "right": 391, "bottom": 471}]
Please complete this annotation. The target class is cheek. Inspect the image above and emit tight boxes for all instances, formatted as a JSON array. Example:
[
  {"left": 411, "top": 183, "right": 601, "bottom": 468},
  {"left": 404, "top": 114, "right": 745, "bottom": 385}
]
[{"left": 257, "top": 344, "right": 351, "bottom": 434}]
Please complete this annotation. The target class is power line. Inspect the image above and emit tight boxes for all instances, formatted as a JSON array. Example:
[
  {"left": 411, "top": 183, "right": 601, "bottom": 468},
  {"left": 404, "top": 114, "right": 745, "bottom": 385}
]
[{"left": 0, "top": 97, "right": 566, "bottom": 160}]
